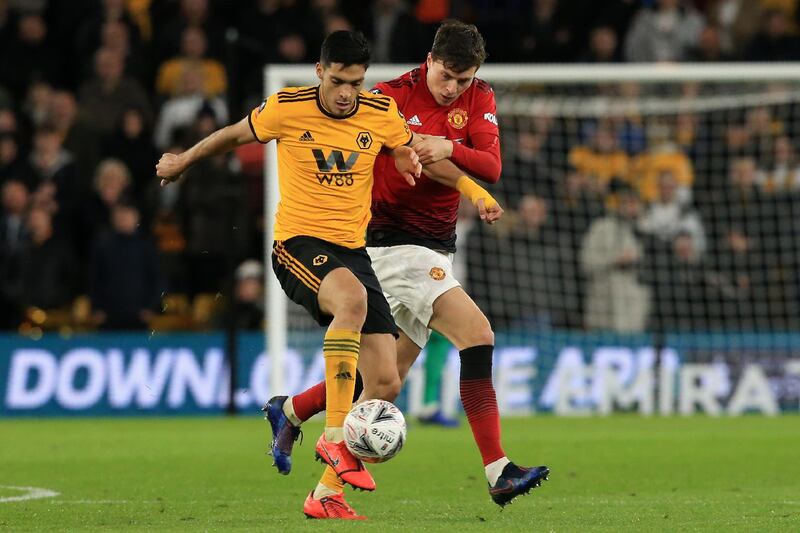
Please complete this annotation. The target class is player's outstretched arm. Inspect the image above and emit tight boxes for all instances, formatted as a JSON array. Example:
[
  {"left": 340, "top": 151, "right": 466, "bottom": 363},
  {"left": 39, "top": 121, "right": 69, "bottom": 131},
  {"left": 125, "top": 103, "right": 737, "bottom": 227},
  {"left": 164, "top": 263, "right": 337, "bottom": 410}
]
[
  {"left": 423, "top": 158, "right": 504, "bottom": 225},
  {"left": 156, "top": 118, "right": 259, "bottom": 186}
]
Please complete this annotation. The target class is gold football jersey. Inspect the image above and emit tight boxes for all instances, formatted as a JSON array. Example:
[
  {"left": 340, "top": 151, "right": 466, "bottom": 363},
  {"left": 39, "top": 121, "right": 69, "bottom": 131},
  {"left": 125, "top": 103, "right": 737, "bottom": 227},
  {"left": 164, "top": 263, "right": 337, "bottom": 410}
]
[{"left": 249, "top": 86, "right": 412, "bottom": 248}]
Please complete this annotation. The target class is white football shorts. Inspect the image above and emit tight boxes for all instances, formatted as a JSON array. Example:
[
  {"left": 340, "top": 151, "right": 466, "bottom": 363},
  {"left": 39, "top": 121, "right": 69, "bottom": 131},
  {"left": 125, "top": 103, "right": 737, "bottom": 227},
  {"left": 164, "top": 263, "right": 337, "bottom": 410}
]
[{"left": 367, "top": 244, "right": 461, "bottom": 348}]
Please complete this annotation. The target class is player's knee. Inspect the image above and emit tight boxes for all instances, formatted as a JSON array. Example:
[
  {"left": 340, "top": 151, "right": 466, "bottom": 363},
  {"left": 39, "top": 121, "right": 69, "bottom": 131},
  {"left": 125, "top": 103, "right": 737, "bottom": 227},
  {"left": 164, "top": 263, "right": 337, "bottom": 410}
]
[
  {"left": 371, "top": 373, "right": 402, "bottom": 402},
  {"left": 378, "top": 377, "right": 402, "bottom": 402},
  {"left": 461, "top": 315, "right": 494, "bottom": 348},
  {"left": 471, "top": 323, "right": 495, "bottom": 347},
  {"left": 334, "top": 284, "right": 368, "bottom": 326}
]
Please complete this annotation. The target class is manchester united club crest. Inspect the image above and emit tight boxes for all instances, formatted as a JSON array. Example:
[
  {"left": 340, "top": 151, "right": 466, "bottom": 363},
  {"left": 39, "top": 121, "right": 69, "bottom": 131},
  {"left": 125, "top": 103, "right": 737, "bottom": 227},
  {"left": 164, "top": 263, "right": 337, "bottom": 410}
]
[
  {"left": 429, "top": 267, "right": 446, "bottom": 280},
  {"left": 447, "top": 108, "right": 468, "bottom": 129}
]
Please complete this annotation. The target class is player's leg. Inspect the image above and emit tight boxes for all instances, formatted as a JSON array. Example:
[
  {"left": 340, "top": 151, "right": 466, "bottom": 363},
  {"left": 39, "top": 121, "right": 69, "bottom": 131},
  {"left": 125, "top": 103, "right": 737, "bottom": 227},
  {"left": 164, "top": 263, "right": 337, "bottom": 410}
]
[
  {"left": 278, "top": 247, "right": 407, "bottom": 433},
  {"left": 370, "top": 244, "right": 463, "bottom": 425},
  {"left": 294, "top": 371, "right": 367, "bottom": 518},
  {"left": 311, "top": 246, "right": 401, "bottom": 508},
  {"left": 306, "top": 332, "right": 399, "bottom": 507},
  {"left": 264, "top": 274, "right": 366, "bottom": 480},
  {"left": 316, "top": 267, "right": 367, "bottom": 436},
  {"left": 283, "top": 329, "right": 404, "bottom": 431},
  {"left": 312, "top": 267, "right": 376, "bottom": 492},
  {"left": 284, "top": 246, "right": 400, "bottom": 411},
  {"left": 356, "top": 332, "right": 401, "bottom": 401},
  {"left": 283, "top": 329, "right": 408, "bottom": 435},
  {"left": 428, "top": 286, "right": 549, "bottom": 506},
  {"left": 294, "top": 334, "right": 398, "bottom": 514},
  {"left": 396, "top": 329, "right": 422, "bottom": 382},
  {"left": 368, "top": 243, "right": 445, "bottom": 387},
  {"left": 266, "top": 237, "right": 374, "bottom": 493}
]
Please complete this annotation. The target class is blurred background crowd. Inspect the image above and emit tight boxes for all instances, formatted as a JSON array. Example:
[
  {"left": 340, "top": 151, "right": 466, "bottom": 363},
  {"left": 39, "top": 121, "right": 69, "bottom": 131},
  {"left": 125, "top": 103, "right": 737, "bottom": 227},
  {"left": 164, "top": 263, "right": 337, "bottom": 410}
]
[{"left": 2, "top": 0, "right": 800, "bottom": 335}]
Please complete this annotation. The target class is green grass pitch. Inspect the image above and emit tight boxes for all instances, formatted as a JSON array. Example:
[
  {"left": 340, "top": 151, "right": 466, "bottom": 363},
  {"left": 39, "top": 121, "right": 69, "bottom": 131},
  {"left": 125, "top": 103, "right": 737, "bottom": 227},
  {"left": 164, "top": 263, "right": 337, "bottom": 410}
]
[{"left": 1, "top": 416, "right": 798, "bottom": 531}]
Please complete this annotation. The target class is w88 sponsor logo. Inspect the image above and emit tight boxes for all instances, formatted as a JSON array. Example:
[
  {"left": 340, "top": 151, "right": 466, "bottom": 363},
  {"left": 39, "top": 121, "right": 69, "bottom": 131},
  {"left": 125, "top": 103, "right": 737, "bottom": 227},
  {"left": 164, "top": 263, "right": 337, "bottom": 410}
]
[
  {"left": 316, "top": 173, "right": 354, "bottom": 186},
  {"left": 312, "top": 148, "right": 358, "bottom": 187}
]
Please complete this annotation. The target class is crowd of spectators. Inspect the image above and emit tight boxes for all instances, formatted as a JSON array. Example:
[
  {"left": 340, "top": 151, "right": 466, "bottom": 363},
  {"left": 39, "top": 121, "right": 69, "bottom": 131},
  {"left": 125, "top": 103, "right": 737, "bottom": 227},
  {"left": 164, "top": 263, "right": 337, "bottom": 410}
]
[
  {"left": 2, "top": 0, "right": 800, "bottom": 333},
  {"left": 471, "top": 96, "right": 800, "bottom": 334}
]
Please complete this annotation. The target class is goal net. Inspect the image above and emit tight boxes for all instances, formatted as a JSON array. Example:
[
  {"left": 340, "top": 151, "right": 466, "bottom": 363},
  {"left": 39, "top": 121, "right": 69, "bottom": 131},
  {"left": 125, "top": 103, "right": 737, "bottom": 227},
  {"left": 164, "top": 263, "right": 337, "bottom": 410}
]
[{"left": 262, "top": 64, "right": 800, "bottom": 416}]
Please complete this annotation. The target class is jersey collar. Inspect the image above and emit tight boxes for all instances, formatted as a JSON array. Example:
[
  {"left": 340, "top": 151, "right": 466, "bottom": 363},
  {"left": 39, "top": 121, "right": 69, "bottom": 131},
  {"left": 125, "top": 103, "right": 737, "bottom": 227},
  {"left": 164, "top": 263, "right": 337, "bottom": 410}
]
[{"left": 316, "top": 86, "right": 360, "bottom": 120}]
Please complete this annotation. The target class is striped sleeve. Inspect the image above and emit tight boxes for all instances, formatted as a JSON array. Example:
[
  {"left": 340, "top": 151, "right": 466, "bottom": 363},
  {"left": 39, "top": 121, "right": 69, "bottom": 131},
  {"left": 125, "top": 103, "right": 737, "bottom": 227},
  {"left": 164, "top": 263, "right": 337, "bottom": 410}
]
[
  {"left": 248, "top": 93, "right": 281, "bottom": 143},
  {"left": 382, "top": 97, "right": 412, "bottom": 150}
]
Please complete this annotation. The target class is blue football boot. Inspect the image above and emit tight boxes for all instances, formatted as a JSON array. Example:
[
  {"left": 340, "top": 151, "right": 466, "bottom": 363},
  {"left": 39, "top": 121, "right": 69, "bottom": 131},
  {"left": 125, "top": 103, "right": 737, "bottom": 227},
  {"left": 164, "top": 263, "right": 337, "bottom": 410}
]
[
  {"left": 489, "top": 463, "right": 549, "bottom": 507},
  {"left": 263, "top": 396, "right": 302, "bottom": 475},
  {"left": 418, "top": 410, "right": 459, "bottom": 427}
]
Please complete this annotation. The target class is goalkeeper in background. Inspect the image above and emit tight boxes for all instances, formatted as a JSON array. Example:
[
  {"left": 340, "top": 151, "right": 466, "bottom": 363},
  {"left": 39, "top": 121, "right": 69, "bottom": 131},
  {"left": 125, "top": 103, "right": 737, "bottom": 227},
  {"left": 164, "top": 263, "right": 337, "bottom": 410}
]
[
  {"left": 266, "top": 20, "right": 549, "bottom": 510},
  {"left": 418, "top": 331, "right": 459, "bottom": 427}
]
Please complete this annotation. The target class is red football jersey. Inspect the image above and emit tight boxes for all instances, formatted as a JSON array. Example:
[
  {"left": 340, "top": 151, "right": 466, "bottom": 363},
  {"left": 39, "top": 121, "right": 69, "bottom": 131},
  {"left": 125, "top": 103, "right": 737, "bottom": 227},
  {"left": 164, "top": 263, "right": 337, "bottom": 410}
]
[{"left": 367, "top": 62, "right": 501, "bottom": 252}]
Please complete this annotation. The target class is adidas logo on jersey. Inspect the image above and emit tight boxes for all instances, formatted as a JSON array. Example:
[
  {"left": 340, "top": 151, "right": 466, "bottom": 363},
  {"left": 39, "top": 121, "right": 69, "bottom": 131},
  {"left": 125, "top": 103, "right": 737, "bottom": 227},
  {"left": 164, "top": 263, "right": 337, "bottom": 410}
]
[
  {"left": 406, "top": 115, "right": 422, "bottom": 126},
  {"left": 299, "top": 131, "right": 315, "bottom": 142}
]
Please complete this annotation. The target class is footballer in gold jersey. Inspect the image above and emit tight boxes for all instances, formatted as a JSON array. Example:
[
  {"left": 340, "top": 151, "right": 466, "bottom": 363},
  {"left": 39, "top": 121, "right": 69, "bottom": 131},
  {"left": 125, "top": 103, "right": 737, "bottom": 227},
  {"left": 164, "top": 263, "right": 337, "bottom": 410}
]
[
  {"left": 248, "top": 85, "right": 412, "bottom": 248},
  {"left": 156, "top": 31, "right": 420, "bottom": 519}
]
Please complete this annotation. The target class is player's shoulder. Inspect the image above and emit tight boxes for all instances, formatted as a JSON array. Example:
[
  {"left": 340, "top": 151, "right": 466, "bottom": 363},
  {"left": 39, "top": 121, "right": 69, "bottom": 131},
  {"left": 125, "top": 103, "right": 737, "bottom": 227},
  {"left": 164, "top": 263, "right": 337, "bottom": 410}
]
[
  {"left": 463, "top": 76, "right": 495, "bottom": 116},
  {"left": 275, "top": 85, "right": 317, "bottom": 103},
  {"left": 375, "top": 67, "right": 422, "bottom": 94},
  {"left": 471, "top": 77, "right": 494, "bottom": 96},
  {"left": 359, "top": 90, "right": 395, "bottom": 112}
]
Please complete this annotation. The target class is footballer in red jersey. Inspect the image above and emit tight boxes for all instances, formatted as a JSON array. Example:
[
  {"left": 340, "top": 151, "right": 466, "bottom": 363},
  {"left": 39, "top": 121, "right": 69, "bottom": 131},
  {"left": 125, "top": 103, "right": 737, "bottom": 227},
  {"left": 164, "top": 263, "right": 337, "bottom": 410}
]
[
  {"left": 267, "top": 21, "right": 549, "bottom": 511},
  {"left": 368, "top": 54, "right": 501, "bottom": 251}
]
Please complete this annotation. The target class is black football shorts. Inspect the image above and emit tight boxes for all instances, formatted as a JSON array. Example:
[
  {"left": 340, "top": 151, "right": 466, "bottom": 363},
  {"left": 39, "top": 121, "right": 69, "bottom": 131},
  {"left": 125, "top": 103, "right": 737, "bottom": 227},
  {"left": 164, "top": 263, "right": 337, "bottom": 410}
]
[{"left": 271, "top": 236, "right": 398, "bottom": 336}]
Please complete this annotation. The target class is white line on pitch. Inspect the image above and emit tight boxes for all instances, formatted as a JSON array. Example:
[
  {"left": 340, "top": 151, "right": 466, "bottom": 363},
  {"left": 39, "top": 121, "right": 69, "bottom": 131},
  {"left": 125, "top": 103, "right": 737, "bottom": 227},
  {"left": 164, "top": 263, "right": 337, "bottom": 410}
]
[{"left": 0, "top": 486, "right": 60, "bottom": 503}]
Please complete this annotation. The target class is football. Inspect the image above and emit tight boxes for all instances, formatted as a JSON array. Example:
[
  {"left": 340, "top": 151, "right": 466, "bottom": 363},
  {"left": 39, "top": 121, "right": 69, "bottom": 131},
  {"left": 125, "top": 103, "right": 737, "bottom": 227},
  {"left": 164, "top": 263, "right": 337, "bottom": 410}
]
[{"left": 343, "top": 399, "right": 407, "bottom": 463}]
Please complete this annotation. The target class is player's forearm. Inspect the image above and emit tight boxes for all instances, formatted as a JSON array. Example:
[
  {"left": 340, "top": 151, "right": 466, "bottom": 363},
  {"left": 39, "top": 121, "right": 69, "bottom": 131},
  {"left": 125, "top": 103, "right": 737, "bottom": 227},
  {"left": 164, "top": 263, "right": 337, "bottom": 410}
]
[
  {"left": 179, "top": 119, "right": 253, "bottom": 169},
  {"left": 450, "top": 134, "right": 502, "bottom": 183},
  {"left": 423, "top": 160, "right": 497, "bottom": 208},
  {"left": 422, "top": 158, "right": 462, "bottom": 188}
]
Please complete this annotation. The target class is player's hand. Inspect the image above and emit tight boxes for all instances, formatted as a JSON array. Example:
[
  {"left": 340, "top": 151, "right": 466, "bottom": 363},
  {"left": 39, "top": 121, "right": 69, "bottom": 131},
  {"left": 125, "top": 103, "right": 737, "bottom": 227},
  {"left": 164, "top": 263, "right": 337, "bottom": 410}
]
[
  {"left": 477, "top": 198, "right": 504, "bottom": 225},
  {"left": 393, "top": 145, "right": 421, "bottom": 186},
  {"left": 413, "top": 136, "right": 453, "bottom": 165},
  {"left": 156, "top": 153, "right": 188, "bottom": 187}
]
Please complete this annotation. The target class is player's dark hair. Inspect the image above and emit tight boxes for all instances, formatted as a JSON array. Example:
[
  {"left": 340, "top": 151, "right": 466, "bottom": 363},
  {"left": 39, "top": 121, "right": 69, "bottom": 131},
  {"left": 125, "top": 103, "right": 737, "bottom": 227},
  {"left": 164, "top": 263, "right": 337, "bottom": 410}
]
[
  {"left": 320, "top": 30, "right": 371, "bottom": 68},
  {"left": 431, "top": 20, "right": 487, "bottom": 72}
]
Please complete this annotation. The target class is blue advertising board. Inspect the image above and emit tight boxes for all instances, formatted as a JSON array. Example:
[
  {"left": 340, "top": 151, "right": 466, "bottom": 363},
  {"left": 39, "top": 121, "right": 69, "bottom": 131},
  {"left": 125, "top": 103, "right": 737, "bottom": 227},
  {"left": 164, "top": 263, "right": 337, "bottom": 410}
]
[{"left": 1, "top": 331, "right": 798, "bottom": 416}]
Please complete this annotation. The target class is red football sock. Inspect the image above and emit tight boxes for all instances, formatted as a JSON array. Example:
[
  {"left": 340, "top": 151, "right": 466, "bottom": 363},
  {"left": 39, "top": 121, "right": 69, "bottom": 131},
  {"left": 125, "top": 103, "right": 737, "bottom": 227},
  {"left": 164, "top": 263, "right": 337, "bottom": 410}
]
[
  {"left": 460, "top": 345, "right": 505, "bottom": 465},
  {"left": 289, "top": 372, "right": 364, "bottom": 423},
  {"left": 291, "top": 381, "right": 327, "bottom": 422}
]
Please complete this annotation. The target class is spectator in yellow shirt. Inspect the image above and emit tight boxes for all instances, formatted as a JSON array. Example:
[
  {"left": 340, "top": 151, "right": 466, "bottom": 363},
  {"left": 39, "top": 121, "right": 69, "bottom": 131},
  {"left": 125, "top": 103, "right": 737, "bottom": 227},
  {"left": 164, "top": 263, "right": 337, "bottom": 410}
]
[
  {"left": 568, "top": 122, "right": 629, "bottom": 194},
  {"left": 630, "top": 134, "right": 694, "bottom": 205},
  {"left": 156, "top": 26, "right": 227, "bottom": 98}
]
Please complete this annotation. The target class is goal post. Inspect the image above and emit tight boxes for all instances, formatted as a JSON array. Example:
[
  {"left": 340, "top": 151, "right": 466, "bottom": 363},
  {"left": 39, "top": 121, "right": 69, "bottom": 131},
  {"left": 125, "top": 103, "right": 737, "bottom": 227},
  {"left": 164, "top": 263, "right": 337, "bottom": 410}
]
[{"left": 262, "top": 63, "right": 800, "bottom": 414}]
